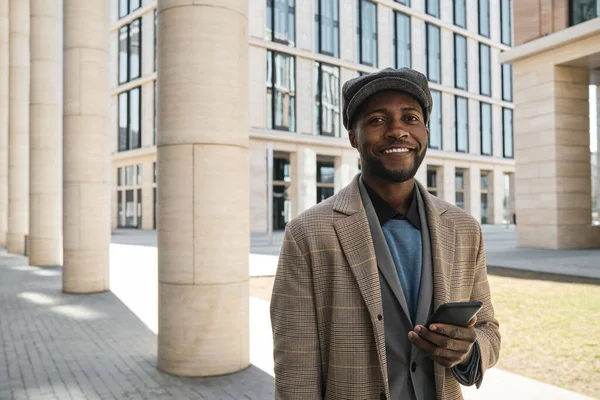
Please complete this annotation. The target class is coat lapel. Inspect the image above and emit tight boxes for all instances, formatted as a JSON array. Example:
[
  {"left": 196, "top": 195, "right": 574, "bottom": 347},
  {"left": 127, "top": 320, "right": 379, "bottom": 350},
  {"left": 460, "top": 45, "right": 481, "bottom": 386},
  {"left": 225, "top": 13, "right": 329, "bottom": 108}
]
[{"left": 332, "top": 175, "right": 389, "bottom": 392}]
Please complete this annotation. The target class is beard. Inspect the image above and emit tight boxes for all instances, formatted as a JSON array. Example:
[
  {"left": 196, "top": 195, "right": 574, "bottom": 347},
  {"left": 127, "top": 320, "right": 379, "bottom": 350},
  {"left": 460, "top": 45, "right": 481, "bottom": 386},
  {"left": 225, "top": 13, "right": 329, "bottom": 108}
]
[{"left": 361, "top": 146, "right": 427, "bottom": 183}]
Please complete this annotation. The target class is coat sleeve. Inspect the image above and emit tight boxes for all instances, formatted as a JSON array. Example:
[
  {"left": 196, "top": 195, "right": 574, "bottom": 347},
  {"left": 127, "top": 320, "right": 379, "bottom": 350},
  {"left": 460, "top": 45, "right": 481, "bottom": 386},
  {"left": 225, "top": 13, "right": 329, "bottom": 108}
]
[
  {"left": 270, "top": 227, "right": 323, "bottom": 399},
  {"left": 471, "top": 226, "right": 501, "bottom": 388}
]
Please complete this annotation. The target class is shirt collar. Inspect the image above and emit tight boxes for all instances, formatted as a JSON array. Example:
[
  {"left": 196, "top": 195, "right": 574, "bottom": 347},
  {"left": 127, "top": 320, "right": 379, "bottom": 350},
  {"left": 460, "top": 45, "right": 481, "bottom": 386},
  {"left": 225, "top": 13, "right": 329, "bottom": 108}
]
[{"left": 363, "top": 180, "right": 421, "bottom": 230}]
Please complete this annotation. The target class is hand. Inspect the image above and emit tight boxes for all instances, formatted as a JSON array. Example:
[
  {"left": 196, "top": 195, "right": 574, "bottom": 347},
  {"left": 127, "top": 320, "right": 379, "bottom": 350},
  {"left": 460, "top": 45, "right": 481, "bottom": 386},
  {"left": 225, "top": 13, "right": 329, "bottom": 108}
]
[{"left": 408, "top": 316, "right": 477, "bottom": 368}]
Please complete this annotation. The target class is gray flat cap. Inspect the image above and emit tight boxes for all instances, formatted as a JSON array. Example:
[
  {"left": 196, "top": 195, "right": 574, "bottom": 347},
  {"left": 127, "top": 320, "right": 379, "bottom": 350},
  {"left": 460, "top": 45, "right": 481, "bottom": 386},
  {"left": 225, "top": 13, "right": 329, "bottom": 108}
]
[{"left": 342, "top": 67, "right": 433, "bottom": 130}]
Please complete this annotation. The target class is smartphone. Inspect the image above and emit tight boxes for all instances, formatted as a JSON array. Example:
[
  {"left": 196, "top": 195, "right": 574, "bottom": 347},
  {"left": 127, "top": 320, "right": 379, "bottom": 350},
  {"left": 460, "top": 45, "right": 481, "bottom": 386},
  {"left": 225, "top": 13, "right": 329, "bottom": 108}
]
[{"left": 425, "top": 301, "right": 482, "bottom": 328}]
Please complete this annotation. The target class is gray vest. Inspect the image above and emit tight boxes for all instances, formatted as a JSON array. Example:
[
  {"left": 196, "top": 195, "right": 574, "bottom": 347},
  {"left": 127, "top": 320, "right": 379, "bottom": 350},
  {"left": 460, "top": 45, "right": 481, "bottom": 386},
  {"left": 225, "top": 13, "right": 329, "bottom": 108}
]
[{"left": 359, "top": 178, "right": 437, "bottom": 400}]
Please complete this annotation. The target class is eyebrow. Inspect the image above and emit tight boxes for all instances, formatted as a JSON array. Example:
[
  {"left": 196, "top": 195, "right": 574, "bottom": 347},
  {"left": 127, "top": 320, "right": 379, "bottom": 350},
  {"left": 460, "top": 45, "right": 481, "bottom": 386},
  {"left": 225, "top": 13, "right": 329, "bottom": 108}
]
[{"left": 364, "top": 107, "right": 422, "bottom": 115}]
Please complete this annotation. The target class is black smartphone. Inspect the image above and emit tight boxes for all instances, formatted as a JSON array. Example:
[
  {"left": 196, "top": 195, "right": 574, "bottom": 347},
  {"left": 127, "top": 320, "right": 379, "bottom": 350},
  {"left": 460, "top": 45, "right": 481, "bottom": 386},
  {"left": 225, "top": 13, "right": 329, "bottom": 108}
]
[{"left": 425, "top": 301, "right": 482, "bottom": 328}]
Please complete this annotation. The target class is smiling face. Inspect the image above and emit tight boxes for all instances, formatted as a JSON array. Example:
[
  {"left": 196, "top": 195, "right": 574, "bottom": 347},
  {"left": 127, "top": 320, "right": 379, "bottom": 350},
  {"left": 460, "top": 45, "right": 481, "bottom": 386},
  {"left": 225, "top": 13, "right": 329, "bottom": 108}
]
[{"left": 349, "top": 90, "right": 429, "bottom": 183}]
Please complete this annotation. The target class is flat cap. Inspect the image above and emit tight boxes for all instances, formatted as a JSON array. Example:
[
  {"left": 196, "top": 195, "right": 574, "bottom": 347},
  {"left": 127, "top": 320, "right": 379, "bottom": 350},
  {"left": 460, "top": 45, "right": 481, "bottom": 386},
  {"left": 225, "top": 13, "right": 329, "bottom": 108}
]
[{"left": 342, "top": 67, "right": 433, "bottom": 130}]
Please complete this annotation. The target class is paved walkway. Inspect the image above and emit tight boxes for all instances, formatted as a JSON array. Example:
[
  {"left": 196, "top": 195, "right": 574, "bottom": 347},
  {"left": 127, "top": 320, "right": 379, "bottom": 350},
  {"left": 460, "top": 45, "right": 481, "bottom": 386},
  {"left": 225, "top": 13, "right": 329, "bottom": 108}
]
[{"left": 1, "top": 227, "right": 599, "bottom": 400}]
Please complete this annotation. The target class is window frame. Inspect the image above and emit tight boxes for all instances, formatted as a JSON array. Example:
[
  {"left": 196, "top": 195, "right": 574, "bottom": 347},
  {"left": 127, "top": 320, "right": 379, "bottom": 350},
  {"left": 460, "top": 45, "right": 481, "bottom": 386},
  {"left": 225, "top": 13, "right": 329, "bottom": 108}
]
[
  {"left": 454, "top": 0, "right": 466, "bottom": 28},
  {"left": 393, "top": 11, "right": 411, "bottom": 69},
  {"left": 118, "top": 18, "right": 142, "bottom": 85},
  {"left": 315, "top": 0, "right": 340, "bottom": 58},
  {"left": 267, "top": 50, "right": 297, "bottom": 132},
  {"left": 455, "top": 96, "right": 469, "bottom": 153},
  {"left": 503, "top": 107, "right": 514, "bottom": 159},
  {"left": 454, "top": 34, "right": 467, "bottom": 90},
  {"left": 478, "top": 0, "right": 490, "bottom": 37},
  {"left": 500, "top": 0, "right": 512, "bottom": 45},
  {"left": 479, "top": 43, "right": 491, "bottom": 97},
  {"left": 569, "top": 0, "right": 600, "bottom": 26},
  {"left": 315, "top": 62, "right": 341, "bottom": 137},
  {"left": 356, "top": 0, "right": 378, "bottom": 67},
  {"left": 119, "top": 0, "right": 141, "bottom": 19},
  {"left": 266, "top": 0, "right": 296, "bottom": 47},
  {"left": 425, "top": 23, "right": 441, "bottom": 84},
  {"left": 118, "top": 87, "right": 142, "bottom": 153},
  {"left": 502, "top": 63, "right": 513, "bottom": 102},
  {"left": 425, "top": 0, "right": 440, "bottom": 17},
  {"left": 428, "top": 90, "right": 442, "bottom": 150},
  {"left": 480, "top": 102, "right": 493, "bottom": 156}
]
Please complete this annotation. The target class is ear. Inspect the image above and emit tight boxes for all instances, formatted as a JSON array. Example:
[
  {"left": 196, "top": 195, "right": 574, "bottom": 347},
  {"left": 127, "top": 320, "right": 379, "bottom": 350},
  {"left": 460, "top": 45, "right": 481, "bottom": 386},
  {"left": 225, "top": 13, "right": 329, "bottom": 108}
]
[{"left": 349, "top": 129, "right": 358, "bottom": 149}]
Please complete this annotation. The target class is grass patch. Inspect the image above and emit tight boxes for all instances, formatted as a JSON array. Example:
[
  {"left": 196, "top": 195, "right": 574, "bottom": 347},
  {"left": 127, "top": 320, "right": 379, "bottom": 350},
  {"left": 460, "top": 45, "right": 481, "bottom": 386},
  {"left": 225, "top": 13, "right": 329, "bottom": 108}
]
[{"left": 488, "top": 274, "right": 600, "bottom": 398}]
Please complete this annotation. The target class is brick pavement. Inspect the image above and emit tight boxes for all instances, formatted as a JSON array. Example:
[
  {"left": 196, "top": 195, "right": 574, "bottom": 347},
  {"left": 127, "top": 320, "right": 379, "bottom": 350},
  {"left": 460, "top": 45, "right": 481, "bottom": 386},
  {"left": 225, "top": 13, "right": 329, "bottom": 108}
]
[{"left": 0, "top": 252, "right": 274, "bottom": 400}]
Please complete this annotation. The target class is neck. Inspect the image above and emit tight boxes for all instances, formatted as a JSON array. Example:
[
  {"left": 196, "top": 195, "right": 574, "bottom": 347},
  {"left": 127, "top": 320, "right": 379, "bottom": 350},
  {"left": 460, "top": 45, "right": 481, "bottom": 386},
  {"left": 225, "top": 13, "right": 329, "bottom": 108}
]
[{"left": 362, "top": 171, "right": 415, "bottom": 215}]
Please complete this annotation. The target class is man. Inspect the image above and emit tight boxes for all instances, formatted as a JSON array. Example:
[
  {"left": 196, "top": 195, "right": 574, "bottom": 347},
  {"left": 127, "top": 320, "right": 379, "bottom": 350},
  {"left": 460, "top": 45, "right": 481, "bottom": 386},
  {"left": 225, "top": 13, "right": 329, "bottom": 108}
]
[{"left": 270, "top": 68, "right": 500, "bottom": 400}]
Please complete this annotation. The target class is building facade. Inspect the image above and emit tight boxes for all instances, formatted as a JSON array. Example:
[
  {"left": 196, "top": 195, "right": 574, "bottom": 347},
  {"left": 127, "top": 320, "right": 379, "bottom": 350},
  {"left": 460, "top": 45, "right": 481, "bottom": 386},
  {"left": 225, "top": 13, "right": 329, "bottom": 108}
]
[
  {"left": 500, "top": 0, "right": 600, "bottom": 249},
  {"left": 110, "top": 0, "right": 517, "bottom": 233}
]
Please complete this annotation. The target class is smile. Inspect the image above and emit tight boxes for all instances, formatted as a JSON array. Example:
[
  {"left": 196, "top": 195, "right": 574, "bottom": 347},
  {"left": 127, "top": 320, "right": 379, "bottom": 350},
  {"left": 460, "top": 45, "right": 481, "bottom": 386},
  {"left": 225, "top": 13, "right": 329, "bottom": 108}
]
[{"left": 383, "top": 147, "right": 412, "bottom": 154}]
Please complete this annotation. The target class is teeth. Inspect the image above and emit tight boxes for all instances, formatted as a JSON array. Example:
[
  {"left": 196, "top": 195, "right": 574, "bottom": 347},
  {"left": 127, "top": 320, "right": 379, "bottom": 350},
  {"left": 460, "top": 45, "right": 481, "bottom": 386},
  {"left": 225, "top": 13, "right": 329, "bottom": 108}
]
[{"left": 384, "top": 148, "right": 410, "bottom": 153}]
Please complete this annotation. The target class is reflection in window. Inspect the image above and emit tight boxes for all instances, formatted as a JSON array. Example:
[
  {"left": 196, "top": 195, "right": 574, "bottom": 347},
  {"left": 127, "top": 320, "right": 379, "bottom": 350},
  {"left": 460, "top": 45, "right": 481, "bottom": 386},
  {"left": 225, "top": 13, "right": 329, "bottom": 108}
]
[
  {"left": 267, "top": 51, "right": 296, "bottom": 132},
  {"left": 503, "top": 108, "right": 513, "bottom": 158},
  {"left": 426, "top": 24, "right": 441, "bottom": 83},
  {"left": 118, "top": 19, "right": 142, "bottom": 84},
  {"left": 125, "top": 166, "right": 134, "bottom": 186},
  {"left": 118, "top": 87, "right": 142, "bottom": 152},
  {"left": 315, "top": 0, "right": 339, "bottom": 57},
  {"left": 481, "top": 173, "right": 489, "bottom": 224},
  {"left": 393, "top": 12, "right": 411, "bottom": 69},
  {"left": 428, "top": 90, "right": 442, "bottom": 149},
  {"left": 454, "top": 0, "right": 466, "bottom": 27},
  {"left": 126, "top": 190, "right": 135, "bottom": 227},
  {"left": 315, "top": 62, "right": 340, "bottom": 137},
  {"left": 356, "top": 0, "right": 378, "bottom": 67},
  {"left": 119, "top": 0, "right": 141, "bottom": 19},
  {"left": 479, "top": 43, "right": 491, "bottom": 96},
  {"left": 501, "top": 0, "right": 512, "bottom": 45},
  {"left": 426, "top": 0, "right": 439, "bottom": 17},
  {"left": 570, "top": 0, "right": 600, "bottom": 26},
  {"left": 454, "top": 34, "right": 467, "bottom": 90},
  {"left": 137, "top": 164, "right": 143, "bottom": 185},
  {"left": 427, "top": 169, "right": 438, "bottom": 196},
  {"left": 502, "top": 64, "right": 513, "bottom": 101},
  {"left": 479, "top": 0, "right": 490, "bottom": 37},
  {"left": 266, "top": 0, "right": 296, "bottom": 46},
  {"left": 317, "top": 159, "right": 335, "bottom": 203},
  {"left": 480, "top": 103, "right": 492, "bottom": 156},
  {"left": 455, "top": 96, "right": 469, "bottom": 153}
]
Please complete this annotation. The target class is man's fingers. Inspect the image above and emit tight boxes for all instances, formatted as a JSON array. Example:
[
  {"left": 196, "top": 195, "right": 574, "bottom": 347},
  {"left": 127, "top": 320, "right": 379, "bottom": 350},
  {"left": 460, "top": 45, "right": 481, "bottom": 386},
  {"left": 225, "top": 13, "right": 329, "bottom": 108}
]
[
  {"left": 408, "top": 331, "right": 465, "bottom": 360},
  {"left": 428, "top": 322, "right": 477, "bottom": 342},
  {"left": 413, "top": 326, "right": 470, "bottom": 353}
]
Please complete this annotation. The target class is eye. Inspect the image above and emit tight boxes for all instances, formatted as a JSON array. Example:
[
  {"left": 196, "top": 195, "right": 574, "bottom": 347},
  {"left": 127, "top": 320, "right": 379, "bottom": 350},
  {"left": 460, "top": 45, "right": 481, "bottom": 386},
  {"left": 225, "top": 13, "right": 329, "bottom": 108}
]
[
  {"left": 368, "top": 117, "right": 385, "bottom": 124},
  {"left": 404, "top": 115, "right": 420, "bottom": 122}
]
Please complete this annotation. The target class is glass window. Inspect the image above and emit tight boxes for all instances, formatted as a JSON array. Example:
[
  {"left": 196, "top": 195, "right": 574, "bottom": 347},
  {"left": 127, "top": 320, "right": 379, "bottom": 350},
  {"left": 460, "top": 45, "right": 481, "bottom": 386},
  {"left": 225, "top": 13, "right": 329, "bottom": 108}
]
[
  {"left": 317, "top": 161, "right": 335, "bottom": 183},
  {"left": 267, "top": 0, "right": 295, "bottom": 46},
  {"left": 118, "top": 87, "right": 142, "bottom": 152},
  {"left": 394, "top": 12, "right": 411, "bottom": 69},
  {"left": 502, "top": 63, "right": 513, "bottom": 101},
  {"left": 130, "top": 0, "right": 140, "bottom": 12},
  {"left": 480, "top": 103, "right": 492, "bottom": 156},
  {"left": 137, "top": 188, "right": 142, "bottom": 228},
  {"left": 153, "top": 162, "right": 157, "bottom": 183},
  {"left": 455, "top": 171, "right": 465, "bottom": 209},
  {"left": 315, "top": 0, "right": 339, "bottom": 57},
  {"left": 503, "top": 108, "right": 513, "bottom": 158},
  {"left": 137, "top": 164, "right": 142, "bottom": 185},
  {"left": 118, "top": 92, "right": 128, "bottom": 152},
  {"left": 570, "top": 0, "right": 600, "bottom": 26},
  {"left": 119, "top": 0, "right": 128, "bottom": 19},
  {"left": 117, "top": 191, "right": 124, "bottom": 227},
  {"left": 154, "top": 81, "right": 157, "bottom": 145},
  {"left": 455, "top": 96, "right": 469, "bottom": 153},
  {"left": 428, "top": 90, "right": 442, "bottom": 149},
  {"left": 426, "top": 0, "right": 439, "bottom": 17},
  {"left": 125, "top": 189, "right": 135, "bottom": 227},
  {"left": 315, "top": 62, "right": 340, "bottom": 137},
  {"left": 118, "top": 19, "right": 142, "bottom": 84},
  {"left": 427, "top": 169, "right": 438, "bottom": 196},
  {"left": 454, "top": 34, "right": 467, "bottom": 90},
  {"left": 479, "top": 43, "right": 491, "bottom": 96},
  {"left": 267, "top": 51, "right": 296, "bottom": 132},
  {"left": 501, "top": 0, "right": 512, "bottom": 45},
  {"left": 129, "top": 87, "right": 141, "bottom": 150},
  {"left": 118, "top": 26, "right": 128, "bottom": 84},
  {"left": 356, "top": 0, "right": 378, "bottom": 67},
  {"left": 395, "top": 0, "right": 409, "bottom": 5},
  {"left": 154, "top": 10, "right": 157, "bottom": 72},
  {"left": 129, "top": 19, "right": 141, "bottom": 81},
  {"left": 479, "top": 0, "right": 490, "bottom": 37},
  {"left": 426, "top": 24, "right": 441, "bottom": 83},
  {"left": 481, "top": 173, "right": 489, "bottom": 190},
  {"left": 153, "top": 187, "right": 157, "bottom": 230},
  {"left": 454, "top": 0, "right": 466, "bottom": 27},
  {"left": 274, "top": 157, "right": 291, "bottom": 181},
  {"left": 117, "top": 168, "right": 123, "bottom": 187},
  {"left": 125, "top": 166, "right": 134, "bottom": 186}
]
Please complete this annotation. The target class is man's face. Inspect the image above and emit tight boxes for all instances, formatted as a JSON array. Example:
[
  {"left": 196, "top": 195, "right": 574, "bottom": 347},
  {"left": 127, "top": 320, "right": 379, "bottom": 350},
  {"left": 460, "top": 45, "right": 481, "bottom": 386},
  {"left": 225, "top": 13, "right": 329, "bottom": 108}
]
[{"left": 349, "top": 90, "right": 429, "bottom": 183}]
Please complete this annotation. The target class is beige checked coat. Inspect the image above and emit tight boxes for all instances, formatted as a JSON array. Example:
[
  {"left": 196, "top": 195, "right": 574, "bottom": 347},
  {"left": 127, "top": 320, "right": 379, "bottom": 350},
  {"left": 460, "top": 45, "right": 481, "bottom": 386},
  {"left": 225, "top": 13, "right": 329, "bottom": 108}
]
[{"left": 270, "top": 175, "right": 501, "bottom": 400}]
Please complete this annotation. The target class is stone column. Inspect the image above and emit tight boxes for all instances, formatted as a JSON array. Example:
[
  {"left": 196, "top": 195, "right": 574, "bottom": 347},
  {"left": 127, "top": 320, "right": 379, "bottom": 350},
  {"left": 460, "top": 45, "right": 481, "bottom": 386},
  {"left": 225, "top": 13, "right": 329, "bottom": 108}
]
[
  {"left": 157, "top": 0, "right": 250, "bottom": 376},
  {"left": 7, "top": 0, "right": 30, "bottom": 254},
  {"left": 491, "top": 168, "right": 506, "bottom": 224},
  {"left": 442, "top": 161, "right": 455, "bottom": 205},
  {"left": 29, "top": 0, "right": 62, "bottom": 266},
  {"left": 334, "top": 149, "right": 359, "bottom": 192},
  {"left": 468, "top": 167, "right": 481, "bottom": 223},
  {"left": 295, "top": 146, "right": 317, "bottom": 215},
  {"left": 514, "top": 64, "right": 597, "bottom": 248},
  {"left": 0, "top": 0, "right": 8, "bottom": 247},
  {"left": 62, "top": 0, "right": 110, "bottom": 292}
]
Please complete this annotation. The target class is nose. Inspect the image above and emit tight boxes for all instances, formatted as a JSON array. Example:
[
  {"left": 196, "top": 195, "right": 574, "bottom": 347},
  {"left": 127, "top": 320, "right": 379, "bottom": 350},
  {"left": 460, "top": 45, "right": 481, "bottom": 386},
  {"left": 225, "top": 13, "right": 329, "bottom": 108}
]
[{"left": 384, "top": 119, "right": 410, "bottom": 141}]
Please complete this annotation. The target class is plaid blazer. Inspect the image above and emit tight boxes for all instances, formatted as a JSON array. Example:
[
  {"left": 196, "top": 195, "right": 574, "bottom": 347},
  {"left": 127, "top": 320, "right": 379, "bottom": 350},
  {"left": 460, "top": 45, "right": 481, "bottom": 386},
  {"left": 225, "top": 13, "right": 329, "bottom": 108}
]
[{"left": 270, "top": 175, "right": 500, "bottom": 400}]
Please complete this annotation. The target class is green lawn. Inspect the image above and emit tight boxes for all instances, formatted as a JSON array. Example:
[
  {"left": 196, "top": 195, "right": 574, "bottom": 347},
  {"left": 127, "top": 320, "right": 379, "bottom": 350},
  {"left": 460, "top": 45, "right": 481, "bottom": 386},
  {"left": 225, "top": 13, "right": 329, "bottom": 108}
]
[{"left": 488, "top": 274, "right": 600, "bottom": 398}]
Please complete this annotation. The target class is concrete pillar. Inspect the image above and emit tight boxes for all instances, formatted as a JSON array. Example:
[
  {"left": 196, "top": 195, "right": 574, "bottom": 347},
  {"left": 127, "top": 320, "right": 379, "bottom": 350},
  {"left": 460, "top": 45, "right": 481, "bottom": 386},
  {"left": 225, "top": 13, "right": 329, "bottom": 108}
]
[
  {"left": 62, "top": 0, "right": 110, "bottom": 292},
  {"left": 469, "top": 167, "right": 481, "bottom": 223},
  {"left": 334, "top": 149, "right": 359, "bottom": 192},
  {"left": 377, "top": 4, "right": 392, "bottom": 68},
  {"left": 514, "top": 64, "right": 598, "bottom": 248},
  {"left": 7, "top": 0, "right": 30, "bottom": 254},
  {"left": 0, "top": 0, "right": 8, "bottom": 247},
  {"left": 156, "top": 0, "right": 249, "bottom": 376},
  {"left": 491, "top": 167, "right": 506, "bottom": 224},
  {"left": 295, "top": 146, "right": 317, "bottom": 215},
  {"left": 414, "top": 160, "right": 427, "bottom": 187},
  {"left": 29, "top": 0, "right": 62, "bottom": 266},
  {"left": 442, "top": 161, "right": 455, "bottom": 205}
]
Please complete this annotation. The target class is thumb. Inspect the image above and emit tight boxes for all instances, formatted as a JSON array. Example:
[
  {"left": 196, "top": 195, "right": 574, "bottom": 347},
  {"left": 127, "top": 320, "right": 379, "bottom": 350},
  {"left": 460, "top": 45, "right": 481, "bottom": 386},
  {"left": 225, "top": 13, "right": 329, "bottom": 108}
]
[{"left": 466, "top": 315, "right": 477, "bottom": 328}]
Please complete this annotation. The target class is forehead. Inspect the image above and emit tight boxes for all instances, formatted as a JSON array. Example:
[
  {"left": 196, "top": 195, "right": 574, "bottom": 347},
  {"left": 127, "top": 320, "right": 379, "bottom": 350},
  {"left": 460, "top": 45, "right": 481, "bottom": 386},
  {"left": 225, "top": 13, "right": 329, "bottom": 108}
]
[{"left": 361, "top": 90, "right": 423, "bottom": 114}]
